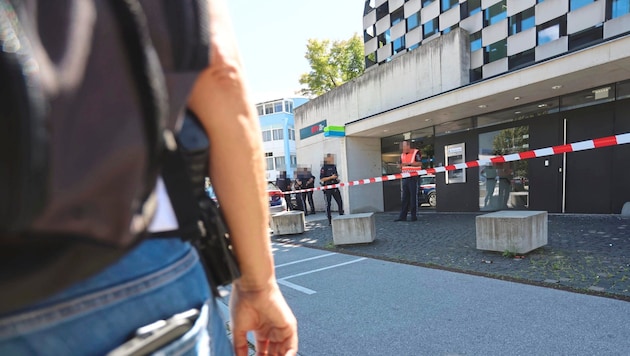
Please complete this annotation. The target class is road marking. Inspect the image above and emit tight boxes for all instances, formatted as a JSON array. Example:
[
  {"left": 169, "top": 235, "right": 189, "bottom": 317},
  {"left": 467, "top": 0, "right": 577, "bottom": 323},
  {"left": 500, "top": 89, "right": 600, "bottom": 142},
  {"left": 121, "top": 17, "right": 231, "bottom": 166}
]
[
  {"left": 280, "top": 258, "right": 367, "bottom": 281},
  {"left": 276, "top": 257, "right": 367, "bottom": 295},
  {"left": 274, "top": 253, "right": 337, "bottom": 268},
  {"left": 277, "top": 280, "right": 317, "bottom": 295}
]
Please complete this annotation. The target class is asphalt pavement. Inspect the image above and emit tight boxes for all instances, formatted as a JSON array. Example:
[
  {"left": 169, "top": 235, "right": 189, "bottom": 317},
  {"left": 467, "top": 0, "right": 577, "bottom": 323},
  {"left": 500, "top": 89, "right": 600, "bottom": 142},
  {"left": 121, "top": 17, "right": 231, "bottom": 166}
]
[
  {"left": 219, "top": 210, "right": 630, "bottom": 355},
  {"left": 277, "top": 210, "right": 630, "bottom": 300}
]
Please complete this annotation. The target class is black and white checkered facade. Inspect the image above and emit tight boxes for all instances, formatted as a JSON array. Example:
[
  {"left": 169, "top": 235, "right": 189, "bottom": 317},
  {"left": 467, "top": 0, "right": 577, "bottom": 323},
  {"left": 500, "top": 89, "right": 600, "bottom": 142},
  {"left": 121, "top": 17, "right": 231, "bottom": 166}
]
[{"left": 363, "top": 0, "right": 630, "bottom": 79}]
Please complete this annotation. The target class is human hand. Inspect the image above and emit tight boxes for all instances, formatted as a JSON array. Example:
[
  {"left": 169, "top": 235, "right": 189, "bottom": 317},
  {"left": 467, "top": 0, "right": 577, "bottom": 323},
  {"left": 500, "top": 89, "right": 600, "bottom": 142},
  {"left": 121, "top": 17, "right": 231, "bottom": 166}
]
[{"left": 230, "top": 281, "right": 298, "bottom": 356}]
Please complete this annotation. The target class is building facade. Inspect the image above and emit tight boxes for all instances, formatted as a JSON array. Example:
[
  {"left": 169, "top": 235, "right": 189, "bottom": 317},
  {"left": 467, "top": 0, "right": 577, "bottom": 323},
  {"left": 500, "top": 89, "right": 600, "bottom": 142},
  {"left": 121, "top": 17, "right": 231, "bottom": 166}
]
[
  {"left": 294, "top": 0, "right": 630, "bottom": 215},
  {"left": 257, "top": 97, "right": 308, "bottom": 181}
]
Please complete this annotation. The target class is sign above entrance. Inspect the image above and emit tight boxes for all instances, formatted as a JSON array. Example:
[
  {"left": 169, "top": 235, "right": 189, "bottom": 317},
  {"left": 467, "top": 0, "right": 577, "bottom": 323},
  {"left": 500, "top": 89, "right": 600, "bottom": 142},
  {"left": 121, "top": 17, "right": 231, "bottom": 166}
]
[{"left": 300, "top": 120, "right": 327, "bottom": 140}]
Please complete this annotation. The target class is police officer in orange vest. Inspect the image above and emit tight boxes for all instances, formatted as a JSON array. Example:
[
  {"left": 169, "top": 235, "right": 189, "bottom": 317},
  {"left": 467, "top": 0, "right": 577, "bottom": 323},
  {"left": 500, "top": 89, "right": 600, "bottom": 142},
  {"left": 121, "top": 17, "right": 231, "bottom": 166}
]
[{"left": 395, "top": 140, "right": 423, "bottom": 221}]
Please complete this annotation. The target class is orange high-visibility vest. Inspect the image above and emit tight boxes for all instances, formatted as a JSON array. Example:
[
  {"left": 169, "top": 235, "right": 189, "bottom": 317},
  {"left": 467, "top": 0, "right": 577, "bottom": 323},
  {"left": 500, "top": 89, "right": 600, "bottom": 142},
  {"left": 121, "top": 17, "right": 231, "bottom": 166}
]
[{"left": 401, "top": 149, "right": 421, "bottom": 171}]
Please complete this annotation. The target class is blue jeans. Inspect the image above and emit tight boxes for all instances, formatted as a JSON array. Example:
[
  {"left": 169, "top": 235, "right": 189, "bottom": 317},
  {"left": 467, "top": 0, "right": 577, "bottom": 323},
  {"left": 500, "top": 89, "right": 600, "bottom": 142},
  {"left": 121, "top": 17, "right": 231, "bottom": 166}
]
[{"left": 0, "top": 239, "right": 233, "bottom": 356}]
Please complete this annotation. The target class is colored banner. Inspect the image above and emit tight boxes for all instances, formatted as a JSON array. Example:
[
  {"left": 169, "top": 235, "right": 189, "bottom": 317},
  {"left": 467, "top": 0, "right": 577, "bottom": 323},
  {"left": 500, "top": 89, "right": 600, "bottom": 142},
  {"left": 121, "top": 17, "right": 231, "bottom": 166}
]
[{"left": 300, "top": 120, "right": 327, "bottom": 140}]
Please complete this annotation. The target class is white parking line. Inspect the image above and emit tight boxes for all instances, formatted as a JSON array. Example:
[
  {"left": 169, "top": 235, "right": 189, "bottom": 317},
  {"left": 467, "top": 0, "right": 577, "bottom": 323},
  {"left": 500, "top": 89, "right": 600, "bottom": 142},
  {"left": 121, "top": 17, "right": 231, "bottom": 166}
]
[
  {"left": 277, "top": 280, "right": 316, "bottom": 295},
  {"left": 275, "top": 253, "right": 337, "bottom": 268},
  {"left": 277, "top": 258, "right": 367, "bottom": 295}
]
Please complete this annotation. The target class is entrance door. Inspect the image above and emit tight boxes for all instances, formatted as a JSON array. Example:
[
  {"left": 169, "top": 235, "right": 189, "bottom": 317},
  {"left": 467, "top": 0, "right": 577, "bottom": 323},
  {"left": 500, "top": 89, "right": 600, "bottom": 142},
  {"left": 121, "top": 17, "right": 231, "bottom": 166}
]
[
  {"left": 528, "top": 114, "right": 563, "bottom": 213},
  {"left": 564, "top": 104, "right": 615, "bottom": 213}
]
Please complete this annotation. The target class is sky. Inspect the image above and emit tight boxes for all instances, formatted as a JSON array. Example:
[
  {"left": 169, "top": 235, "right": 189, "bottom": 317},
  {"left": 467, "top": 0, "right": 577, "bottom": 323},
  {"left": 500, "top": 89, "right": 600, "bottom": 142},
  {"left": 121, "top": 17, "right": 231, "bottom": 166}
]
[{"left": 226, "top": 0, "right": 366, "bottom": 103}]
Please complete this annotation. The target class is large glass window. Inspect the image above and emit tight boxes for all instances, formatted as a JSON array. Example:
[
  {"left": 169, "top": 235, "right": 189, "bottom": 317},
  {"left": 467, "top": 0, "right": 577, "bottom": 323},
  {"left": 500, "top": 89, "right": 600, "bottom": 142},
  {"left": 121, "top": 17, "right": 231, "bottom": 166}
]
[
  {"left": 611, "top": 0, "right": 630, "bottom": 18},
  {"left": 273, "top": 101, "right": 283, "bottom": 113},
  {"left": 479, "top": 126, "right": 530, "bottom": 211},
  {"left": 376, "top": 2, "right": 389, "bottom": 20},
  {"left": 265, "top": 157, "right": 274, "bottom": 171},
  {"left": 284, "top": 101, "right": 293, "bottom": 113},
  {"left": 470, "top": 31, "right": 482, "bottom": 51},
  {"left": 485, "top": 0, "right": 507, "bottom": 26},
  {"left": 485, "top": 39, "right": 507, "bottom": 63},
  {"left": 423, "top": 18, "right": 439, "bottom": 38},
  {"left": 288, "top": 129, "right": 295, "bottom": 141},
  {"left": 378, "top": 29, "right": 391, "bottom": 47},
  {"left": 468, "top": 0, "right": 482, "bottom": 16},
  {"left": 422, "top": 0, "right": 435, "bottom": 6},
  {"left": 391, "top": 7, "right": 404, "bottom": 26},
  {"left": 262, "top": 130, "right": 272, "bottom": 142},
  {"left": 570, "top": 0, "right": 594, "bottom": 11},
  {"left": 537, "top": 18, "right": 566, "bottom": 45},
  {"left": 407, "top": 12, "right": 420, "bottom": 31},
  {"left": 393, "top": 36, "right": 406, "bottom": 54},
  {"left": 274, "top": 156, "right": 286, "bottom": 171},
  {"left": 272, "top": 128, "right": 284, "bottom": 141},
  {"left": 442, "top": 0, "right": 458, "bottom": 11},
  {"left": 509, "top": 8, "right": 535, "bottom": 35},
  {"left": 264, "top": 104, "right": 274, "bottom": 115}
]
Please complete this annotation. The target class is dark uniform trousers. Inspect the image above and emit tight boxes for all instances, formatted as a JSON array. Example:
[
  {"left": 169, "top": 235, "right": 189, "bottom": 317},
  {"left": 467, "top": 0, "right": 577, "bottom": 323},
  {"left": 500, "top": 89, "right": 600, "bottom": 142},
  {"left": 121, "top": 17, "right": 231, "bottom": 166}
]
[
  {"left": 324, "top": 188, "right": 343, "bottom": 223},
  {"left": 398, "top": 177, "right": 418, "bottom": 220}
]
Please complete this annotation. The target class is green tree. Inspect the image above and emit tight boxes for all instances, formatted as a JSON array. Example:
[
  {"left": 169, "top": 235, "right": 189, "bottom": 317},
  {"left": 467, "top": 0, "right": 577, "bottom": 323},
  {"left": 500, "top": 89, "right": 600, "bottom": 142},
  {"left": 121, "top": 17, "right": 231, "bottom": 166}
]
[{"left": 299, "top": 34, "right": 365, "bottom": 96}]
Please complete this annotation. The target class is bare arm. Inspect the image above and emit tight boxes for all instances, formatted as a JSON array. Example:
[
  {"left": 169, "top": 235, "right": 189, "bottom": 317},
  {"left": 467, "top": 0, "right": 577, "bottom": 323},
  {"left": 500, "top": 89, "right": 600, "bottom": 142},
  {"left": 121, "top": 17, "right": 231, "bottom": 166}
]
[{"left": 187, "top": 1, "right": 297, "bottom": 354}]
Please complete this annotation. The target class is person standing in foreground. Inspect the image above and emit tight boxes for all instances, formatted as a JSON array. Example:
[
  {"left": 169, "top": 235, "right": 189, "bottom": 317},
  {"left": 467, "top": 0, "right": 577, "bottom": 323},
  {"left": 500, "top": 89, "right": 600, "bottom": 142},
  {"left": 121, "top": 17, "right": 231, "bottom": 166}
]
[
  {"left": 0, "top": 1, "right": 297, "bottom": 355},
  {"left": 189, "top": 1, "right": 298, "bottom": 354},
  {"left": 320, "top": 154, "right": 344, "bottom": 225},
  {"left": 395, "top": 141, "right": 422, "bottom": 222}
]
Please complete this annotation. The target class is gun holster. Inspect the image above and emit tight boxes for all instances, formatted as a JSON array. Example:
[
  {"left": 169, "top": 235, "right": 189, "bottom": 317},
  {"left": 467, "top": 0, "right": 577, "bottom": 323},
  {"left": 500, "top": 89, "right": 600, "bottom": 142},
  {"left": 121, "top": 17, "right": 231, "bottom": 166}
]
[{"left": 158, "top": 110, "right": 240, "bottom": 296}]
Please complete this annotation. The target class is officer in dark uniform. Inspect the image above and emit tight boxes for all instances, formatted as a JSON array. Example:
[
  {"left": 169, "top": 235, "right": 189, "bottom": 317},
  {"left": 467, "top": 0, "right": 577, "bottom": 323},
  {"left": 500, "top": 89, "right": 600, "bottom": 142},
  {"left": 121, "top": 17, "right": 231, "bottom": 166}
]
[
  {"left": 303, "top": 168, "right": 316, "bottom": 215},
  {"left": 320, "top": 154, "right": 344, "bottom": 224},
  {"left": 276, "top": 171, "right": 293, "bottom": 210}
]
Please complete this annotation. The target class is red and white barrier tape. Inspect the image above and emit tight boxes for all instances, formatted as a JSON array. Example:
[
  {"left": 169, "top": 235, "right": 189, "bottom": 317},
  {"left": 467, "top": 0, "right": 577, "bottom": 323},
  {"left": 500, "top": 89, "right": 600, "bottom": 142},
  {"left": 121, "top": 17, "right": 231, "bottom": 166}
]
[{"left": 284, "top": 132, "right": 630, "bottom": 195}]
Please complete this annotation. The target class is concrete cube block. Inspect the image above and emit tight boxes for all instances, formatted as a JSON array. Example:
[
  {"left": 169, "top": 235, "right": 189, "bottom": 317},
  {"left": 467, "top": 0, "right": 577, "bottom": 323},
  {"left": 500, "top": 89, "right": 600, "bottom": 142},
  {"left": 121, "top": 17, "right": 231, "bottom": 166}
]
[
  {"left": 476, "top": 210, "right": 548, "bottom": 254},
  {"left": 332, "top": 213, "right": 376, "bottom": 246},
  {"left": 271, "top": 211, "right": 305, "bottom": 235}
]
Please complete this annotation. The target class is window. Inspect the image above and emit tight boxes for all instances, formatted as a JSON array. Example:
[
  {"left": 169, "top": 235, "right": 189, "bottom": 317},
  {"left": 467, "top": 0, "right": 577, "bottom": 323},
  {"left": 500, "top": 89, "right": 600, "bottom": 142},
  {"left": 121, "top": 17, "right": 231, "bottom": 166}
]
[
  {"left": 423, "top": 18, "right": 439, "bottom": 38},
  {"left": 568, "top": 26, "right": 603, "bottom": 51},
  {"left": 509, "top": 8, "right": 535, "bottom": 35},
  {"left": 485, "top": 0, "right": 507, "bottom": 26},
  {"left": 393, "top": 36, "right": 406, "bottom": 54},
  {"left": 461, "top": 0, "right": 481, "bottom": 19},
  {"left": 284, "top": 100, "right": 293, "bottom": 113},
  {"left": 442, "top": 0, "right": 458, "bottom": 11},
  {"left": 288, "top": 129, "right": 295, "bottom": 141},
  {"left": 485, "top": 39, "right": 507, "bottom": 63},
  {"left": 265, "top": 157, "right": 274, "bottom": 171},
  {"left": 537, "top": 18, "right": 566, "bottom": 45},
  {"left": 422, "top": 0, "right": 435, "bottom": 6},
  {"left": 470, "top": 31, "right": 482, "bottom": 51},
  {"left": 407, "top": 12, "right": 420, "bottom": 31},
  {"left": 273, "top": 101, "right": 283, "bottom": 113},
  {"left": 274, "top": 157, "right": 286, "bottom": 171},
  {"left": 262, "top": 130, "right": 272, "bottom": 142},
  {"left": 391, "top": 7, "right": 404, "bottom": 26},
  {"left": 377, "top": 29, "right": 391, "bottom": 47},
  {"left": 611, "top": 0, "right": 630, "bottom": 18},
  {"left": 366, "top": 52, "right": 377, "bottom": 68},
  {"left": 570, "top": 0, "right": 594, "bottom": 11},
  {"left": 408, "top": 43, "right": 420, "bottom": 51},
  {"left": 364, "top": 25, "right": 376, "bottom": 42},
  {"left": 290, "top": 155, "right": 297, "bottom": 168},
  {"left": 272, "top": 129, "right": 283, "bottom": 141},
  {"left": 256, "top": 105, "right": 264, "bottom": 116},
  {"left": 376, "top": 2, "right": 389, "bottom": 20},
  {"left": 442, "top": 24, "right": 459, "bottom": 34},
  {"left": 470, "top": 67, "right": 483, "bottom": 82},
  {"left": 265, "top": 152, "right": 273, "bottom": 157},
  {"left": 264, "top": 104, "right": 273, "bottom": 115},
  {"left": 508, "top": 49, "right": 535, "bottom": 70}
]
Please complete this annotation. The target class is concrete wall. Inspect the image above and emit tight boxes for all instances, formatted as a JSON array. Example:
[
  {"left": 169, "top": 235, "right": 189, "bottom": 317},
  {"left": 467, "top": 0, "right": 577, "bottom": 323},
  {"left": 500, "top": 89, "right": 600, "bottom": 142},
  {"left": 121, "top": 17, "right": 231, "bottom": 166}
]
[
  {"left": 345, "top": 137, "right": 384, "bottom": 213},
  {"left": 294, "top": 28, "right": 470, "bottom": 213}
]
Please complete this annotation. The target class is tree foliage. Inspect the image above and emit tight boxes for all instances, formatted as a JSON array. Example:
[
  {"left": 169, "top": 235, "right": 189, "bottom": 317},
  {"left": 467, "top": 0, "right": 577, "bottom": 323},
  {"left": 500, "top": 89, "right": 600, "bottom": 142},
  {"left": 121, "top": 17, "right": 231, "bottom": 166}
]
[{"left": 299, "top": 34, "right": 365, "bottom": 97}]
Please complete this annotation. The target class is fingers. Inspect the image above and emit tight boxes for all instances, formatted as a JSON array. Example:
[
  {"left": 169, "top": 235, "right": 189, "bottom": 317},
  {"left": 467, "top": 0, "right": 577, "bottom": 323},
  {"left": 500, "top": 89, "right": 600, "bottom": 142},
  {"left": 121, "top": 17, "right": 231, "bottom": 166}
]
[{"left": 233, "top": 329, "right": 251, "bottom": 356}]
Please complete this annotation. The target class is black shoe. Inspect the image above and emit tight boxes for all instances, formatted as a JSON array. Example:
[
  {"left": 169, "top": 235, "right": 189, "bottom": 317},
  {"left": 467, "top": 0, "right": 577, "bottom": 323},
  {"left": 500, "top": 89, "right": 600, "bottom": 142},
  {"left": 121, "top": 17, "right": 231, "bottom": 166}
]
[{"left": 394, "top": 218, "right": 407, "bottom": 222}]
